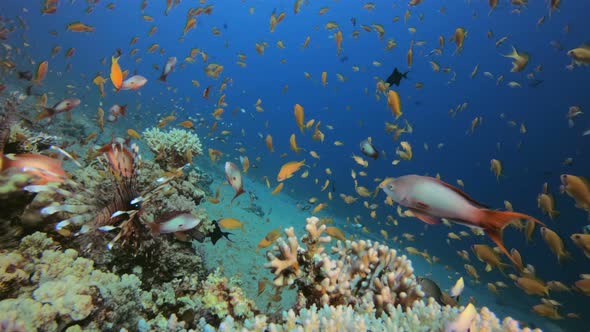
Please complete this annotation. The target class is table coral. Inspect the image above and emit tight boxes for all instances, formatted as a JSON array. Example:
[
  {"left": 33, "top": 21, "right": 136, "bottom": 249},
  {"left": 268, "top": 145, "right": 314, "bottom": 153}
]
[{"left": 142, "top": 127, "right": 203, "bottom": 168}]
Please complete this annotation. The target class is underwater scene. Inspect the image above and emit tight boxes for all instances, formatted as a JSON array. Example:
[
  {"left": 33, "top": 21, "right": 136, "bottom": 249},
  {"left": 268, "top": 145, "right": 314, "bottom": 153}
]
[{"left": 0, "top": 0, "right": 589, "bottom": 331}]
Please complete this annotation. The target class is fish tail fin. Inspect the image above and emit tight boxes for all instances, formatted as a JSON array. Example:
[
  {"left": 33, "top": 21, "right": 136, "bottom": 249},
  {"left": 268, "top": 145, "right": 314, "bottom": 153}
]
[
  {"left": 484, "top": 227, "right": 514, "bottom": 267},
  {"left": 504, "top": 46, "right": 518, "bottom": 59},
  {"left": 231, "top": 188, "right": 245, "bottom": 204},
  {"left": 37, "top": 108, "right": 55, "bottom": 119},
  {"left": 479, "top": 209, "right": 544, "bottom": 266},
  {"left": 402, "top": 71, "right": 409, "bottom": 78},
  {"left": 223, "top": 231, "right": 233, "bottom": 242},
  {"left": 558, "top": 250, "right": 573, "bottom": 264}
]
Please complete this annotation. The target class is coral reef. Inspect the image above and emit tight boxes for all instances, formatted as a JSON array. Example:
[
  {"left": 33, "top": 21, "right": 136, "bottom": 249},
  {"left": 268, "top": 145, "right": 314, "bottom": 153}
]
[
  {"left": 0, "top": 97, "right": 19, "bottom": 159},
  {"left": 142, "top": 127, "right": 203, "bottom": 168},
  {"left": 265, "top": 216, "right": 423, "bottom": 316},
  {"left": 206, "top": 299, "right": 540, "bottom": 332},
  {"left": 0, "top": 232, "right": 213, "bottom": 331},
  {"left": 200, "top": 268, "right": 257, "bottom": 323},
  {"left": 7, "top": 122, "right": 61, "bottom": 154},
  {"left": 0, "top": 217, "right": 540, "bottom": 332},
  {"left": 0, "top": 232, "right": 147, "bottom": 331}
]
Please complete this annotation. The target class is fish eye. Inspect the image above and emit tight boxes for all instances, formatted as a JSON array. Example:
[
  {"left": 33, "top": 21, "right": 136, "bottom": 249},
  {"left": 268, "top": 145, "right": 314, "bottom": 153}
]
[{"left": 130, "top": 199, "right": 142, "bottom": 210}]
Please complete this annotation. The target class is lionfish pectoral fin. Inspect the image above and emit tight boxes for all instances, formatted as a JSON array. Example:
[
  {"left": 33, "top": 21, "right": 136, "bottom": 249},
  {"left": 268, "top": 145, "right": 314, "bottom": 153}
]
[
  {"left": 75, "top": 225, "right": 92, "bottom": 236},
  {"left": 98, "top": 225, "right": 118, "bottom": 232}
]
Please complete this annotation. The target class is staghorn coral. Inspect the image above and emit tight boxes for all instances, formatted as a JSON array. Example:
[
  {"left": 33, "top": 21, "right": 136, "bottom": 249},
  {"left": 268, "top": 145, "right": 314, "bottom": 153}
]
[
  {"left": 142, "top": 127, "right": 203, "bottom": 168},
  {"left": 265, "top": 216, "right": 423, "bottom": 316}
]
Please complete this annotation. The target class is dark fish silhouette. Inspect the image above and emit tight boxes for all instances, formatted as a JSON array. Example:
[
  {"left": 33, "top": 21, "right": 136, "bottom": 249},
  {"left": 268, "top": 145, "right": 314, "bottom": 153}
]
[
  {"left": 17, "top": 71, "right": 33, "bottom": 81},
  {"left": 386, "top": 67, "right": 408, "bottom": 87},
  {"left": 208, "top": 220, "right": 232, "bottom": 245}
]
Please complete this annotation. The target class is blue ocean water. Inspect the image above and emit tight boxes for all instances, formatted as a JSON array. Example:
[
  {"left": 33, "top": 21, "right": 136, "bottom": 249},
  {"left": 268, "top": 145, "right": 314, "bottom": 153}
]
[{"left": 1, "top": 0, "right": 590, "bottom": 330}]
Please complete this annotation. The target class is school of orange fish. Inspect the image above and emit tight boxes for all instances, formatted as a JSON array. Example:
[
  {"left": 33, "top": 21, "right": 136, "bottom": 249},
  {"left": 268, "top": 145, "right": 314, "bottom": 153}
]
[{"left": 1, "top": 0, "right": 590, "bottom": 325}]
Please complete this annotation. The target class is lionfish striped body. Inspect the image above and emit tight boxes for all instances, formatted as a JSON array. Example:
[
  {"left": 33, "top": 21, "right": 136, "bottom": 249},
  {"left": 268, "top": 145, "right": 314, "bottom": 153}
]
[{"left": 26, "top": 141, "right": 178, "bottom": 249}]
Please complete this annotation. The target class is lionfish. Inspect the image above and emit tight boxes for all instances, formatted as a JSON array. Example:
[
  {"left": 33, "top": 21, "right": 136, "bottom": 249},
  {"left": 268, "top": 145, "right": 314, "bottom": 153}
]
[{"left": 24, "top": 140, "right": 184, "bottom": 250}]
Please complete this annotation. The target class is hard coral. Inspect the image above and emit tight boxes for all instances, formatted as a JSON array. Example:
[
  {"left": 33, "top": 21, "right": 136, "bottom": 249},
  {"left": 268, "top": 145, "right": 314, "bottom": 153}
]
[
  {"left": 142, "top": 127, "right": 203, "bottom": 168},
  {"left": 265, "top": 216, "right": 423, "bottom": 316},
  {"left": 0, "top": 232, "right": 149, "bottom": 331},
  {"left": 206, "top": 288, "right": 540, "bottom": 332},
  {"left": 200, "top": 268, "right": 257, "bottom": 323}
]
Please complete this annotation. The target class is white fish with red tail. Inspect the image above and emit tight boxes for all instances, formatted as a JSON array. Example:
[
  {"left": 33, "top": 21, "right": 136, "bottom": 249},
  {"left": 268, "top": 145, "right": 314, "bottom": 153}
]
[
  {"left": 225, "top": 161, "right": 245, "bottom": 203},
  {"left": 149, "top": 212, "right": 201, "bottom": 234},
  {"left": 380, "top": 175, "right": 544, "bottom": 266},
  {"left": 121, "top": 75, "right": 148, "bottom": 90},
  {"left": 37, "top": 98, "right": 81, "bottom": 119},
  {"left": 159, "top": 56, "right": 177, "bottom": 82}
]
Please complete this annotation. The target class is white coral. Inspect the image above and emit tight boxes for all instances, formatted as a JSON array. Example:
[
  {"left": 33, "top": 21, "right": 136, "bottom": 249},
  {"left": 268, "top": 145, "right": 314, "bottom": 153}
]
[
  {"left": 142, "top": 127, "right": 202, "bottom": 156},
  {"left": 142, "top": 127, "right": 203, "bottom": 168},
  {"left": 265, "top": 227, "right": 301, "bottom": 286}
]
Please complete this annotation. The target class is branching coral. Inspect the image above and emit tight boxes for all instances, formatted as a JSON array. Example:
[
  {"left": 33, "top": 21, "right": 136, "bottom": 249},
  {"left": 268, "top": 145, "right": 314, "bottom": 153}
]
[
  {"left": 142, "top": 127, "right": 203, "bottom": 168},
  {"left": 266, "top": 216, "right": 423, "bottom": 316},
  {"left": 205, "top": 299, "right": 540, "bottom": 332}
]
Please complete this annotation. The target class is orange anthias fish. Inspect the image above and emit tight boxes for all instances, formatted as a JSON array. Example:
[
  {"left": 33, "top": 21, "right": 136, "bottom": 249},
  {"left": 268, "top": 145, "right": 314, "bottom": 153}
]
[
  {"left": 380, "top": 175, "right": 544, "bottom": 265},
  {"left": 66, "top": 22, "right": 95, "bottom": 32},
  {"left": 93, "top": 73, "right": 107, "bottom": 97},
  {"left": 225, "top": 161, "right": 245, "bottom": 203},
  {"left": 387, "top": 90, "right": 402, "bottom": 119},
  {"left": 110, "top": 56, "right": 123, "bottom": 91},
  {"left": 277, "top": 160, "right": 306, "bottom": 182},
  {"left": 34, "top": 60, "right": 48, "bottom": 85},
  {"left": 294, "top": 103, "right": 305, "bottom": 132},
  {"left": 560, "top": 174, "right": 590, "bottom": 219}
]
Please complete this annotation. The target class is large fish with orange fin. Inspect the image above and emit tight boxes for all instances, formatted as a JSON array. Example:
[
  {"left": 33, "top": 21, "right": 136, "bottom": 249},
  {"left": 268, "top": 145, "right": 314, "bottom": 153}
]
[
  {"left": 380, "top": 175, "right": 544, "bottom": 265},
  {"left": 225, "top": 161, "right": 245, "bottom": 203}
]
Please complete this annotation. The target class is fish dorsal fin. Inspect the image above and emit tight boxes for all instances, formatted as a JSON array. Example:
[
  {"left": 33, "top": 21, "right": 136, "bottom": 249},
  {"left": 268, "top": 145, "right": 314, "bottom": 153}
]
[{"left": 430, "top": 177, "right": 489, "bottom": 208}]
